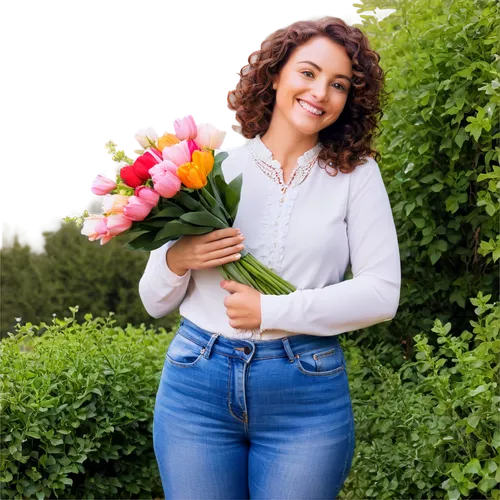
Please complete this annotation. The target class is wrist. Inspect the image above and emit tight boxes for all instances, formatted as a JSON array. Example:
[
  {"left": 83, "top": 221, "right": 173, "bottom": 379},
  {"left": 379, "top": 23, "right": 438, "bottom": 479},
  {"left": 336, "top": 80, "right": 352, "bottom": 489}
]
[{"left": 166, "top": 244, "right": 188, "bottom": 277}]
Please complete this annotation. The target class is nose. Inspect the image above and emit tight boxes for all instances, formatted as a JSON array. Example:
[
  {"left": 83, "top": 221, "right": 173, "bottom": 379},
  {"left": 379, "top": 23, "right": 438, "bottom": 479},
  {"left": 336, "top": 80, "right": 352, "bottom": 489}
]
[{"left": 310, "top": 81, "right": 328, "bottom": 102}]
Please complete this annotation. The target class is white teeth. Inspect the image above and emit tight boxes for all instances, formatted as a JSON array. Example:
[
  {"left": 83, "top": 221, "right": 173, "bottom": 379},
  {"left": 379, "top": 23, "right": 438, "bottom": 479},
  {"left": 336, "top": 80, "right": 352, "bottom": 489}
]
[{"left": 298, "top": 100, "right": 324, "bottom": 115}]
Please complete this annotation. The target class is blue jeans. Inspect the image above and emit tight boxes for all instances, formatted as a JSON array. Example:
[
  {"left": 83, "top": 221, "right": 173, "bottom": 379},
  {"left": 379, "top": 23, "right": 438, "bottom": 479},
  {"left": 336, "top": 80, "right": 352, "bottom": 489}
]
[{"left": 153, "top": 316, "right": 355, "bottom": 499}]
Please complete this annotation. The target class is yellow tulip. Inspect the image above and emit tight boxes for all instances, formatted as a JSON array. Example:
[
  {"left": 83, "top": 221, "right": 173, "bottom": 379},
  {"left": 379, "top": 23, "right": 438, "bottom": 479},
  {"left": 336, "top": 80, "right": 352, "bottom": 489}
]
[
  {"left": 157, "top": 133, "right": 180, "bottom": 151},
  {"left": 177, "top": 162, "right": 207, "bottom": 189},
  {"left": 192, "top": 150, "right": 214, "bottom": 176}
]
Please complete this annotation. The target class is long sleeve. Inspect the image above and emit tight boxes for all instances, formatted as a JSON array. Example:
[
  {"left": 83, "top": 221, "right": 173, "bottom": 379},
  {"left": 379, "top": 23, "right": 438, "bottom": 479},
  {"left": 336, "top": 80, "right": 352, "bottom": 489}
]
[
  {"left": 259, "top": 158, "right": 401, "bottom": 336},
  {"left": 138, "top": 239, "right": 192, "bottom": 319}
]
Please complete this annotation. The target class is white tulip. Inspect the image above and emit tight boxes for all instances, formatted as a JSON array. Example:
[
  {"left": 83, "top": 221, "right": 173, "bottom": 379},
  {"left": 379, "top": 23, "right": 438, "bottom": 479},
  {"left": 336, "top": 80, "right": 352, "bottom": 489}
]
[
  {"left": 195, "top": 123, "right": 226, "bottom": 150},
  {"left": 134, "top": 127, "right": 158, "bottom": 149}
]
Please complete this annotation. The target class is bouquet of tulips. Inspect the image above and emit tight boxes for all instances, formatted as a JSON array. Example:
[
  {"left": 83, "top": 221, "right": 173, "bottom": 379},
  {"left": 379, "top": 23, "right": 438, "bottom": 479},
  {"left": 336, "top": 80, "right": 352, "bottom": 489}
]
[{"left": 65, "top": 115, "right": 295, "bottom": 295}]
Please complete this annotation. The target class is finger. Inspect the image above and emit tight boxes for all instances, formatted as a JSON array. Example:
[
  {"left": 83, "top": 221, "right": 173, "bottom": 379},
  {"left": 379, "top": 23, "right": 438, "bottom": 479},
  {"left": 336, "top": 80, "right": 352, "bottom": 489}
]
[
  {"left": 204, "top": 227, "right": 241, "bottom": 243},
  {"left": 202, "top": 229, "right": 245, "bottom": 254},
  {"left": 220, "top": 280, "right": 247, "bottom": 293},
  {"left": 204, "top": 241, "right": 244, "bottom": 262},
  {"left": 202, "top": 252, "right": 242, "bottom": 268}
]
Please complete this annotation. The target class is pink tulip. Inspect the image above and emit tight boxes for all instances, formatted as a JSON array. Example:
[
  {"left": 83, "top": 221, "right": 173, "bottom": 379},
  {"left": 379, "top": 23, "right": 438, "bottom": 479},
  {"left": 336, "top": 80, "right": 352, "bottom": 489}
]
[
  {"left": 187, "top": 139, "right": 200, "bottom": 157},
  {"left": 152, "top": 172, "right": 181, "bottom": 198},
  {"left": 103, "top": 194, "right": 130, "bottom": 215},
  {"left": 174, "top": 115, "right": 198, "bottom": 141},
  {"left": 148, "top": 159, "right": 182, "bottom": 198},
  {"left": 135, "top": 186, "right": 159, "bottom": 207},
  {"left": 91, "top": 174, "right": 117, "bottom": 195},
  {"left": 149, "top": 159, "right": 178, "bottom": 177},
  {"left": 98, "top": 214, "right": 133, "bottom": 244},
  {"left": 124, "top": 196, "right": 154, "bottom": 221},
  {"left": 81, "top": 215, "right": 108, "bottom": 241},
  {"left": 195, "top": 123, "right": 226, "bottom": 150},
  {"left": 162, "top": 140, "right": 192, "bottom": 166}
]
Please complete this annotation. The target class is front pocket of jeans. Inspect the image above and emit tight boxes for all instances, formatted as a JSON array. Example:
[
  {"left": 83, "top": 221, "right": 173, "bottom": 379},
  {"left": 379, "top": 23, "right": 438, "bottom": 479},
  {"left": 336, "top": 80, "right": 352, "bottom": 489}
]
[
  {"left": 295, "top": 345, "right": 345, "bottom": 377},
  {"left": 166, "top": 330, "right": 206, "bottom": 368}
]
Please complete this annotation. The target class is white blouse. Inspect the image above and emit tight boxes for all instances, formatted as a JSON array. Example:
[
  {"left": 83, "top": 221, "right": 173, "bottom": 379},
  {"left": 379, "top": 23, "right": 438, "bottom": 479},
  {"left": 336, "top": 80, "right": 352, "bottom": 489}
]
[{"left": 138, "top": 134, "right": 401, "bottom": 341}]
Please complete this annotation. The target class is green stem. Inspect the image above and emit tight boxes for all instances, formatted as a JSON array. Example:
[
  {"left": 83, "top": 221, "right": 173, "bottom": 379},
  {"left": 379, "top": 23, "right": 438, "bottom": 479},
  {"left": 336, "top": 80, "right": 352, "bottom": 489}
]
[
  {"left": 225, "top": 262, "right": 251, "bottom": 287},
  {"left": 218, "top": 266, "right": 231, "bottom": 281},
  {"left": 239, "top": 260, "right": 276, "bottom": 291},
  {"left": 240, "top": 257, "right": 292, "bottom": 294},
  {"left": 233, "top": 261, "right": 260, "bottom": 290},
  {"left": 246, "top": 254, "right": 296, "bottom": 291},
  {"left": 253, "top": 274, "right": 282, "bottom": 295}
]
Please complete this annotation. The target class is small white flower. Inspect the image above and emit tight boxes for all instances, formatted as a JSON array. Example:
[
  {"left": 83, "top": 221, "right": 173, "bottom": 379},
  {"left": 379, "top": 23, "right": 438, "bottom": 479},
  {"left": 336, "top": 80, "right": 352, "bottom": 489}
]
[
  {"left": 53, "top": 313, "right": 57, "bottom": 317},
  {"left": 15, "top": 317, "right": 22, "bottom": 322}
]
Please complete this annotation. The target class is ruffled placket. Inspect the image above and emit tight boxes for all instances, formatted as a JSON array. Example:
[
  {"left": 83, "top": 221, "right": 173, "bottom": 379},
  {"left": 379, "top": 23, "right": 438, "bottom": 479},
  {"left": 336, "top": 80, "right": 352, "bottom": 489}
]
[{"left": 228, "top": 135, "right": 322, "bottom": 339}]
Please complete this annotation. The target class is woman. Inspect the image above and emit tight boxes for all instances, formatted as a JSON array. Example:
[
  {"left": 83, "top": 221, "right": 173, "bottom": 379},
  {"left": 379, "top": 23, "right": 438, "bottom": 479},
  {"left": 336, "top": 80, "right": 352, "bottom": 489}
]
[{"left": 139, "top": 16, "right": 401, "bottom": 499}]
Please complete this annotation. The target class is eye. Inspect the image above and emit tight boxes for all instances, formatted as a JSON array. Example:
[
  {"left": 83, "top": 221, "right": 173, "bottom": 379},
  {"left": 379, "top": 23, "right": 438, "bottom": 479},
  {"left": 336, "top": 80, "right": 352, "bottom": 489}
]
[
  {"left": 333, "top": 83, "right": 347, "bottom": 92},
  {"left": 300, "top": 71, "right": 347, "bottom": 92}
]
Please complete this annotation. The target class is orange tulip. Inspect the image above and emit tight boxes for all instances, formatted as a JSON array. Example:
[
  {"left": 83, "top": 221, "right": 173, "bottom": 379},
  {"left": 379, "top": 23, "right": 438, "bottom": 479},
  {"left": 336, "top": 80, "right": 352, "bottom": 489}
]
[
  {"left": 177, "top": 162, "right": 207, "bottom": 189},
  {"left": 157, "top": 133, "right": 180, "bottom": 151},
  {"left": 192, "top": 150, "right": 214, "bottom": 176}
]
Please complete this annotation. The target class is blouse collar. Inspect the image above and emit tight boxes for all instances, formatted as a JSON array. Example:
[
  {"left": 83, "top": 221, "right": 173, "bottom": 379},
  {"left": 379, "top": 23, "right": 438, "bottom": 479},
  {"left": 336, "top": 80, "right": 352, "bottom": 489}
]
[{"left": 248, "top": 134, "right": 323, "bottom": 170}]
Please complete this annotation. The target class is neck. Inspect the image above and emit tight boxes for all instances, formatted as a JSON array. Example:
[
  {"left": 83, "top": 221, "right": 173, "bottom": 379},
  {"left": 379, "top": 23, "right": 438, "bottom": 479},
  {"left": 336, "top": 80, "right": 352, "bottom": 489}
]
[{"left": 260, "top": 115, "right": 319, "bottom": 168}]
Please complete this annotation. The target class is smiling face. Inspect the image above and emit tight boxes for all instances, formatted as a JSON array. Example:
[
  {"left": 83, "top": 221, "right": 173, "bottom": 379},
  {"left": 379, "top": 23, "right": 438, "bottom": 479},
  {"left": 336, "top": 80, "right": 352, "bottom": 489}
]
[{"left": 271, "top": 36, "right": 353, "bottom": 140}]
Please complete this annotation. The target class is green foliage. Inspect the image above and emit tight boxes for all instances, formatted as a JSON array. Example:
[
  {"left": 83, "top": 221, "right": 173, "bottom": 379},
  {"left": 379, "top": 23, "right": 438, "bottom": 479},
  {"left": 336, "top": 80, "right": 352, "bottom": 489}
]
[
  {"left": 0, "top": 308, "right": 176, "bottom": 499},
  {"left": 1, "top": 294, "right": 496, "bottom": 499},
  {"left": 340, "top": 292, "right": 499, "bottom": 499},
  {"left": 0, "top": 224, "right": 180, "bottom": 337},
  {"left": 351, "top": 0, "right": 499, "bottom": 345}
]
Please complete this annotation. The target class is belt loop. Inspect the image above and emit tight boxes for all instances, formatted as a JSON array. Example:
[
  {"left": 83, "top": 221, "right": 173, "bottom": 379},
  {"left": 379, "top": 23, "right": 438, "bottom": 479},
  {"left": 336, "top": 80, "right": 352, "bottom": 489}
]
[
  {"left": 281, "top": 337, "right": 295, "bottom": 363},
  {"left": 202, "top": 333, "right": 220, "bottom": 359}
]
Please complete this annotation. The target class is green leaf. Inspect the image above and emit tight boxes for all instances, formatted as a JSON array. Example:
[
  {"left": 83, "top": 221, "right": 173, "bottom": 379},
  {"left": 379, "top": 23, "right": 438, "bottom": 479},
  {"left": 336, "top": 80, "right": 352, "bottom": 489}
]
[
  {"left": 467, "top": 415, "right": 481, "bottom": 428},
  {"left": 214, "top": 175, "right": 228, "bottom": 201},
  {"left": 134, "top": 219, "right": 171, "bottom": 229},
  {"left": 180, "top": 211, "right": 227, "bottom": 229},
  {"left": 212, "top": 151, "right": 229, "bottom": 180},
  {"left": 172, "top": 190, "right": 204, "bottom": 212},
  {"left": 126, "top": 232, "right": 170, "bottom": 251},
  {"left": 150, "top": 206, "right": 185, "bottom": 219},
  {"left": 199, "top": 188, "right": 230, "bottom": 223},
  {"left": 0, "top": 471, "right": 13, "bottom": 482},
  {"left": 155, "top": 220, "right": 213, "bottom": 241},
  {"left": 478, "top": 477, "right": 498, "bottom": 493},
  {"left": 225, "top": 174, "right": 243, "bottom": 220},
  {"left": 469, "top": 385, "right": 487, "bottom": 396},
  {"left": 492, "top": 429, "right": 500, "bottom": 449}
]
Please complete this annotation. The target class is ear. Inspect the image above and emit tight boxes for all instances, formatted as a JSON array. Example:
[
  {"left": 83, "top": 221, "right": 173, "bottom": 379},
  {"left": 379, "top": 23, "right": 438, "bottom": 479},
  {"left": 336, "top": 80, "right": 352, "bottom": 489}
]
[{"left": 272, "top": 75, "right": 278, "bottom": 91}]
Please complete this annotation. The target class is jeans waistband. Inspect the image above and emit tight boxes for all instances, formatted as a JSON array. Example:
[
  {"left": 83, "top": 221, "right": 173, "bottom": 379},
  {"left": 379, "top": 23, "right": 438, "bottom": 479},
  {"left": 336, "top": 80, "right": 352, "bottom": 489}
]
[{"left": 178, "top": 316, "right": 340, "bottom": 362}]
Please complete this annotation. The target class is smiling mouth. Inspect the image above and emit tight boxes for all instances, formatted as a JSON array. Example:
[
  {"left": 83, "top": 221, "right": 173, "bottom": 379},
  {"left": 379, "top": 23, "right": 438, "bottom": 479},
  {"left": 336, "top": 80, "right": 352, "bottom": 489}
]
[{"left": 297, "top": 99, "right": 325, "bottom": 116}]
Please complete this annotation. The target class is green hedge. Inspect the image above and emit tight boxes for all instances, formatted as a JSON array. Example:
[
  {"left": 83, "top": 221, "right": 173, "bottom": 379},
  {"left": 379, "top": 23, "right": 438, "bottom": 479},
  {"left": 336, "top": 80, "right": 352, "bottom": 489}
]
[
  {"left": 352, "top": 0, "right": 499, "bottom": 347},
  {"left": 0, "top": 308, "right": 173, "bottom": 499},
  {"left": 1, "top": 293, "right": 498, "bottom": 499},
  {"left": 341, "top": 292, "right": 499, "bottom": 500},
  {"left": 1, "top": 223, "right": 181, "bottom": 338}
]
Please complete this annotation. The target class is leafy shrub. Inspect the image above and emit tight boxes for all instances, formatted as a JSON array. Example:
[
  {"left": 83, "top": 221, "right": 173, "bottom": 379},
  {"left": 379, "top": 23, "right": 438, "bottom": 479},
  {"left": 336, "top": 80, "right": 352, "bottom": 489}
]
[
  {"left": 352, "top": 0, "right": 499, "bottom": 347},
  {"left": 1, "top": 224, "right": 180, "bottom": 338},
  {"left": 340, "top": 292, "right": 500, "bottom": 500},
  {"left": 0, "top": 308, "right": 175, "bottom": 499}
]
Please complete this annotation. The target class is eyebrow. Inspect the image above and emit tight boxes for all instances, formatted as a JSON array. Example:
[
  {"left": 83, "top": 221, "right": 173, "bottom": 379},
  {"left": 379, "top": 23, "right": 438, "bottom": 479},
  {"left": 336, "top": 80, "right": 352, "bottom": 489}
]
[{"left": 296, "top": 60, "right": 353, "bottom": 83}]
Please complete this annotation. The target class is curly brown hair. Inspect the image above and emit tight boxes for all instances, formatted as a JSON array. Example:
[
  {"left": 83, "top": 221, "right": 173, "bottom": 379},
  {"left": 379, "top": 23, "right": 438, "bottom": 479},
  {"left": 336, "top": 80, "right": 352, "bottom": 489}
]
[{"left": 227, "top": 16, "right": 386, "bottom": 175}]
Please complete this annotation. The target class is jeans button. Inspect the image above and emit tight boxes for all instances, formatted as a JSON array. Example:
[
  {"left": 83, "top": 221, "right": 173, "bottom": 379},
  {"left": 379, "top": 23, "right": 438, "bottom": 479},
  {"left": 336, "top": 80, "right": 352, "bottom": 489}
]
[{"left": 243, "top": 346, "right": 251, "bottom": 354}]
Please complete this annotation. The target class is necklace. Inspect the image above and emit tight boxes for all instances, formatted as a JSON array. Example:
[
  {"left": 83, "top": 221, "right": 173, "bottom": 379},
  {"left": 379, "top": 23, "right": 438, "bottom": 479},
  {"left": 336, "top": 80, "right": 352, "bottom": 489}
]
[{"left": 249, "top": 146, "right": 320, "bottom": 195}]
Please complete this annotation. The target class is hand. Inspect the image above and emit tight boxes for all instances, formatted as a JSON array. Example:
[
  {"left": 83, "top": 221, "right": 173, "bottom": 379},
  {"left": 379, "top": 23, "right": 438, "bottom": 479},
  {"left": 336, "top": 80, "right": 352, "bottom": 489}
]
[
  {"left": 220, "top": 280, "right": 262, "bottom": 330},
  {"left": 167, "top": 228, "right": 245, "bottom": 276}
]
